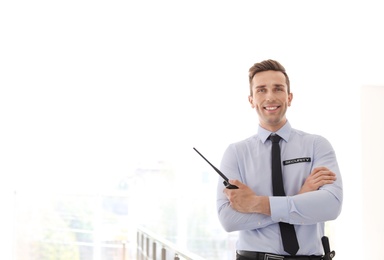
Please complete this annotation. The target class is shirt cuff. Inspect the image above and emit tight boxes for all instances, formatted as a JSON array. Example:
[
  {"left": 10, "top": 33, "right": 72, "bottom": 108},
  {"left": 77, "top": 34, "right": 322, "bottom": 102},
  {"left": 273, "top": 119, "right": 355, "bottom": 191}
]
[{"left": 269, "top": 196, "right": 290, "bottom": 223}]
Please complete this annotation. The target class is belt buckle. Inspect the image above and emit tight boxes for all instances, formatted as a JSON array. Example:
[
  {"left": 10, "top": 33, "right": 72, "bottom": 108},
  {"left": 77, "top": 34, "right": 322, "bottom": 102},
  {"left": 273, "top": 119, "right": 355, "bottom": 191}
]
[{"left": 264, "top": 253, "right": 284, "bottom": 260}]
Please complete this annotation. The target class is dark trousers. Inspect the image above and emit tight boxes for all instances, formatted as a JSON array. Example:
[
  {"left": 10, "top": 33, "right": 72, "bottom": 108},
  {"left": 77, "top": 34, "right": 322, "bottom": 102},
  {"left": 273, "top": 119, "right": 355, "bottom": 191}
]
[{"left": 236, "top": 253, "right": 248, "bottom": 260}]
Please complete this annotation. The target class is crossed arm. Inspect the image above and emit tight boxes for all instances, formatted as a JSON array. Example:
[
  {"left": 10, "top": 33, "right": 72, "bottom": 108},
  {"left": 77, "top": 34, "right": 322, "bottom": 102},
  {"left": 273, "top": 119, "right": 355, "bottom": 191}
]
[{"left": 224, "top": 166, "right": 337, "bottom": 216}]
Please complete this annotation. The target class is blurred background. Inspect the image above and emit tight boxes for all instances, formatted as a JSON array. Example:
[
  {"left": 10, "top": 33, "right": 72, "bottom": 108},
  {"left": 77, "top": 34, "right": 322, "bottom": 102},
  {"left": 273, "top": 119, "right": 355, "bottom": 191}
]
[{"left": 1, "top": 0, "right": 383, "bottom": 259}]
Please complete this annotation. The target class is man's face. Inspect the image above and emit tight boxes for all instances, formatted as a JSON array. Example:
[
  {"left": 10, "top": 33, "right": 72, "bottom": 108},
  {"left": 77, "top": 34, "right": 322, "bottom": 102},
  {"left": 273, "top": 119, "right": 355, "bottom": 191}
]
[{"left": 248, "top": 70, "right": 293, "bottom": 132}]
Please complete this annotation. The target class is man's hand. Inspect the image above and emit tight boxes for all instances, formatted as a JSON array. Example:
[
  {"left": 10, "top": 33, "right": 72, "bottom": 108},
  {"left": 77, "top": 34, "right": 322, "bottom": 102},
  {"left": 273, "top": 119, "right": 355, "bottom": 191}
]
[
  {"left": 224, "top": 180, "right": 271, "bottom": 215},
  {"left": 298, "top": 167, "right": 336, "bottom": 194}
]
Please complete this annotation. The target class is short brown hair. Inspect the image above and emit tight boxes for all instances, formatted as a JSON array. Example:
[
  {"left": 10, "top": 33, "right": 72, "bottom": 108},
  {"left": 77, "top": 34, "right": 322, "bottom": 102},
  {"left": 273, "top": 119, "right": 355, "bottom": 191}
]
[{"left": 248, "top": 59, "right": 290, "bottom": 95}]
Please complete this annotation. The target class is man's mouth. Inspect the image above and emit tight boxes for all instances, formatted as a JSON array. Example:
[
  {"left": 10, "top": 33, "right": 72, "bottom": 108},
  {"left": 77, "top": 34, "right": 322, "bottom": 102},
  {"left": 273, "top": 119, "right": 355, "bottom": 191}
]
[{"left": 264, "top": 106, "right": 280, "bottom": 111}]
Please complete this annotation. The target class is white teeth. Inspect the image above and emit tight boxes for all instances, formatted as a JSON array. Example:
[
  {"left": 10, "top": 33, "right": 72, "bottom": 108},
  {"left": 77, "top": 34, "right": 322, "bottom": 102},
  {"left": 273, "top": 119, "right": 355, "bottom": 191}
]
[{"left": 265, "top": 106, "right": 278, "bottom": 110}]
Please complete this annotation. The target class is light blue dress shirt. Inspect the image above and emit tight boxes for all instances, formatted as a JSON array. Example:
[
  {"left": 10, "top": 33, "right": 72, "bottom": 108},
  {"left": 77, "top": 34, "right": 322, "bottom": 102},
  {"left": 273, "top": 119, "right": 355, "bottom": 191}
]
[{"left": 217, "top": 121, "right": 343, "bottom": 256}]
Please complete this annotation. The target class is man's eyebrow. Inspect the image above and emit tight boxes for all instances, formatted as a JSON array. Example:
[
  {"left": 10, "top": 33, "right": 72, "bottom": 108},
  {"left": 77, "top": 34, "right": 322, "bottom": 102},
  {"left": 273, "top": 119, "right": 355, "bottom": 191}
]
[{"left": 254, "top": 84, "right": 286, "bottom": 88}]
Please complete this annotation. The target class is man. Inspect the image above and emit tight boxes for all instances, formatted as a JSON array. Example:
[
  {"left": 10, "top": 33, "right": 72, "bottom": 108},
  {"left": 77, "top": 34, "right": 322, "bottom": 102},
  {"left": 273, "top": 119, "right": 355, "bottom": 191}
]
[{"left": 217, "top": 59, "right": 343, "bottom": 259}]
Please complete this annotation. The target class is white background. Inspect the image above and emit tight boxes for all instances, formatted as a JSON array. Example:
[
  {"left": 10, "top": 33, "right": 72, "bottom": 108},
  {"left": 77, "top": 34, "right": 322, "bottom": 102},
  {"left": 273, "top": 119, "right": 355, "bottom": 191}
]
[{"left": 1, "top": 1, "right": 384, "bottom": 258}]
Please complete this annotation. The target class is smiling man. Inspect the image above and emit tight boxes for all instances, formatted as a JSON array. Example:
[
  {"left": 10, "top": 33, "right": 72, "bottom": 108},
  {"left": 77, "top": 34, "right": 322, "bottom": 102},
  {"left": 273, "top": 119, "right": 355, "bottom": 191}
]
[
  {"left": 249, "top": 69, "right": 292, "bottom": 132},
  {"left": 216, "top": 59, "right": 343, "bottom": 260}
]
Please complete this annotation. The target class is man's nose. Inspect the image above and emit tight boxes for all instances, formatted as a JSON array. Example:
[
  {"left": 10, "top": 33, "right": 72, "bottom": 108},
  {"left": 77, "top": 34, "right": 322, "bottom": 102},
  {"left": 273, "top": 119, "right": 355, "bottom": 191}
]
[{"left": 265, "top": 91, "right": 275, "bottom": 101}]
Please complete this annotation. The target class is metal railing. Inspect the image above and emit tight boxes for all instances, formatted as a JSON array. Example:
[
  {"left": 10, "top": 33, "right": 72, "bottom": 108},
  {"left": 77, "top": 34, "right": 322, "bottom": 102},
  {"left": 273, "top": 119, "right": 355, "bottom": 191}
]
[{"left": 137, "top": 227, "right": 205, "bottom": 260}]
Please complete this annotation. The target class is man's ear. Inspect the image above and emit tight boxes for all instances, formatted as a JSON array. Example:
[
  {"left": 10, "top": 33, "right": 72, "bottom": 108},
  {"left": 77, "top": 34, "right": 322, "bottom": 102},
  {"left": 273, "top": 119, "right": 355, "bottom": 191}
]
[
  {"left": 248, "top": 95, "right": 255, "bottom": 108},
  {"left": 288, "top": 92, "right": 293, "bottom": 107}
]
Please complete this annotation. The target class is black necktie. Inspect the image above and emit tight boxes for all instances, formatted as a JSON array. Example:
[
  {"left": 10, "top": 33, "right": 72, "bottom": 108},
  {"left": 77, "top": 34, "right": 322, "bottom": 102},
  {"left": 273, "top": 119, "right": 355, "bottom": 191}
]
[{"left": 270, "top": 134, "right": 299, "bottom": 256}]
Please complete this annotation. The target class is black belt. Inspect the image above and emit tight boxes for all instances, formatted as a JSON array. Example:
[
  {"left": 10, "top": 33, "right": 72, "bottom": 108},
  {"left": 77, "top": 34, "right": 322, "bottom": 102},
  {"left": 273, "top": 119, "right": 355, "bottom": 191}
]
[{"left": 237, "top": 250, "right": 323, "bottom": 260}]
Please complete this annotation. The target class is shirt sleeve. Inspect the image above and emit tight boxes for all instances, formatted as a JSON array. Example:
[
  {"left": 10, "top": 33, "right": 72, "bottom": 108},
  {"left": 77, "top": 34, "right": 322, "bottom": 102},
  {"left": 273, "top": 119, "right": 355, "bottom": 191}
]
[
  {"left": 217, "top": 188, "right": 276, "bottom": 232},
  {"left": 217, "top": 144, "right": 276, "bottom": 232},
  {"left": 269, "top": 135, "right": 343, "bottom": 224}
]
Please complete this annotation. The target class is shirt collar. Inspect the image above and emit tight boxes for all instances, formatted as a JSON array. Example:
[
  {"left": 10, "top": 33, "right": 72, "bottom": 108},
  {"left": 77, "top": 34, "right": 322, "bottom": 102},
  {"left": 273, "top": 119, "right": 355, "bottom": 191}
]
[{"left": 258, "top": 121, "right": 292, "bottom": 143}]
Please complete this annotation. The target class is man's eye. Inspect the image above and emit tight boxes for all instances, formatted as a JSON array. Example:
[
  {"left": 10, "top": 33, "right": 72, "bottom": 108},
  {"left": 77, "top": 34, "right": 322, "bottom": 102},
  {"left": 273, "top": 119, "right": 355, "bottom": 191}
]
[{"left": 256, "top": 89, "right": 265, "bottom": 93}]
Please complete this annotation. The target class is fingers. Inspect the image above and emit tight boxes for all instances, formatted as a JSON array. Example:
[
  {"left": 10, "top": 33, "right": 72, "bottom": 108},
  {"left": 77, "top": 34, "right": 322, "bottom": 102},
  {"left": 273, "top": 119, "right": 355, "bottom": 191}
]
[
  {"left": 311, "top": 167, "right": 336, "bottom": 179},
  {"left": 311, "top": 166, "right": 329, "bottom": 175},
  {"left": 299, "top": 167, "right": 337, "bottom": 194},
  {"left": 229, "top": 179, "right": 242, "bottom": 187},
  {"left": 311, "top": 168, "right": 336, "bottom": 189}
]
